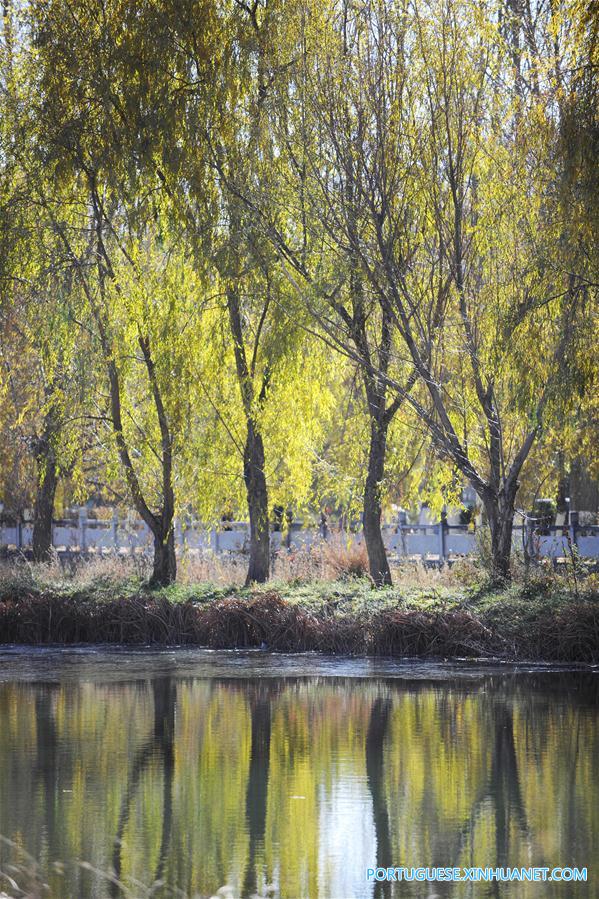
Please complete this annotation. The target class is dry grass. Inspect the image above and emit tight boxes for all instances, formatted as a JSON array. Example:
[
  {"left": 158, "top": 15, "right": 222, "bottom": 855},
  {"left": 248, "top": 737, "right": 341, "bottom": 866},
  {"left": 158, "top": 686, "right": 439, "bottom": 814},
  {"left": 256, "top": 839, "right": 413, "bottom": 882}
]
[
  {"left": 319, "top": 533, "right": 370, "bottom": 580},
  {"left": 0, "top": 835, "right": 210, "bottom": 899},
  {"left": 0, "top": 537, "right": 485, "bottom": 592},
  {"left": 178, "top": 552, "right": 247, "bottom": 586},
  {"left": 0, "top": 552, "right": 150, "bottom": 593}
]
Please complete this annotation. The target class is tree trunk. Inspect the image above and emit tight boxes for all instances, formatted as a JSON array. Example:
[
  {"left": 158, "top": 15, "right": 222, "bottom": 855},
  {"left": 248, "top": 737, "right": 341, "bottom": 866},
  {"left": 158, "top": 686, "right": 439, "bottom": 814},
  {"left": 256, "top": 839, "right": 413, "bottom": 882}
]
[
  {"left": 363, "top": 419, "right": 392, "bottom": 587},
  {"left": 244, "top": 423, "right": 270, "bottom": 585},
  {"left": 32, "top": 444, "right": 58, "bottom": 563},
  {"left": 150, "top": 523, "right": 177, "bottom": 587},
  {"left": 139, "top": 333, "right": 177, "bottom": 588},
  {"left": 226, "top": 286, "right": 271, "bottom": 586},
  {"left": 555, "top": 450, "right": 570, "bottom": 517},
  {"left": 482, "top": 491, "right": 516, "bottom": 583}
]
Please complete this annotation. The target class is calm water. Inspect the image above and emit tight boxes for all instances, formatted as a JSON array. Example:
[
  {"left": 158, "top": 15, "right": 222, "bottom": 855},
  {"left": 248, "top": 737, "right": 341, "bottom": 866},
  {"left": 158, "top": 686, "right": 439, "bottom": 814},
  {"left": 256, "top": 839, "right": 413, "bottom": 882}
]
[{"left": 0, "top": 648, "right": 597, "bottom": 898}]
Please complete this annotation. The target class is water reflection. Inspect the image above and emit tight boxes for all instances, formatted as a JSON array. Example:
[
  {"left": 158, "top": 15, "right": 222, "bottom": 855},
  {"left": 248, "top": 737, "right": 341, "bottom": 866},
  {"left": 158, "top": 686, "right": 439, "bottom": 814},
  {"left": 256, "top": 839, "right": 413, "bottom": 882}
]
[
  {"left": 111, "top": 677, "right": 177, "bottom": 895},
  {"left": 0, "top": 667, "right": 597, "bottom": 898},
  {"left": 243, "top": 686, "right": 273, "bottom": 898},
  {"left": 366, "top": 697, "right": 392, "bottom": 899}
]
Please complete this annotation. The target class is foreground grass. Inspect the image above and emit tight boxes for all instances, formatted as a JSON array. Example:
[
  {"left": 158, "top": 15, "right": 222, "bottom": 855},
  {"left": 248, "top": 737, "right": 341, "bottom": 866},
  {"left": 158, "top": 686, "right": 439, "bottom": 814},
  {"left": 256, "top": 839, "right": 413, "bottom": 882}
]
[{"left": 0, "top": 558, "right": 598, "bottom": 662}]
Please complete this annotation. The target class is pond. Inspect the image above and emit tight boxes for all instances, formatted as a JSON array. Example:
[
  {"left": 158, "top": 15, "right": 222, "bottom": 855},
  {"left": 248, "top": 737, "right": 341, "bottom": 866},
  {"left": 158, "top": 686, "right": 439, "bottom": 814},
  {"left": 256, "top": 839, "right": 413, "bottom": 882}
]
[{"left": 0, "top": 648, "right": 597, "bottom": 898}]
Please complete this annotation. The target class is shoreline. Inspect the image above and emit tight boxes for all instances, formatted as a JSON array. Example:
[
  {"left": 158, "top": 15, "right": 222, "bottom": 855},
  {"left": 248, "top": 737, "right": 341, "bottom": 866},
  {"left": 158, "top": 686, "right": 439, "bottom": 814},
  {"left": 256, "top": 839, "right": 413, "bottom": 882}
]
[
  {"left": 0, "top": 643, "right": 597, "bottom": 670},
  {"left": 1, "top": 584, "right": 598, "bottom": 663}
]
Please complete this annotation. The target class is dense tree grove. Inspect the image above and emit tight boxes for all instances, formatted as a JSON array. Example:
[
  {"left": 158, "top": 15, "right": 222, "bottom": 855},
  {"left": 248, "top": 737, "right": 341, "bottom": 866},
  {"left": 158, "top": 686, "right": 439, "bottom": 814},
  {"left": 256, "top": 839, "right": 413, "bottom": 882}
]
[{"left": 0, "top": 0, "right": 597, "bottom": 584}]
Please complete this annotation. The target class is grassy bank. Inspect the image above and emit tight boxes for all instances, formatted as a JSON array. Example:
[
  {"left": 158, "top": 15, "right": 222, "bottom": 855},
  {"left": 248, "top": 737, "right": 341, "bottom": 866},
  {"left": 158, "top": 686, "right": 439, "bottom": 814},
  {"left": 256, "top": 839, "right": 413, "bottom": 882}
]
[{"left": 1, "top": 557, "right": 598, "bottom": 662}]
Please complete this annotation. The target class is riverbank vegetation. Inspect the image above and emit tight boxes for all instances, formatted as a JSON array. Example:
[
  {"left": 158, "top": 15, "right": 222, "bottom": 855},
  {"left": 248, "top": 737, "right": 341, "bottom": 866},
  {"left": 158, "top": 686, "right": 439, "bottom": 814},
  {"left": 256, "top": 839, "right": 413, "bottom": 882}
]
[{"left": 1, "top": 556, "right": 597, "bottom": 661}]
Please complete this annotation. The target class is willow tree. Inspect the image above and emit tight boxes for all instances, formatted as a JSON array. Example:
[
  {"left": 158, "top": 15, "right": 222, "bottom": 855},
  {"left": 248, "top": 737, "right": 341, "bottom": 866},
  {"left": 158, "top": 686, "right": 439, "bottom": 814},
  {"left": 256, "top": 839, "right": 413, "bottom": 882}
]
[
  {"left": 260, "top": 0, "right": 433, "bottom": 585},
  {"left": 24, "top": 0, "right": 333, "bottom": 584},
  {"left": 40, "top": 186, "right": 204, "bottom": 585},
  {"left": 146, "top": 0, "right": 337, "bottom": 583},
  {"left": 22, "top": 1, "right": 219, "bottom": 583},
  {"left": 554, "top": 0, "right": 599, "bottom": 500},
  {"left": 94, "top": 225, "right": 207, "bottom": 585},
  {"left": 0, "top": 225, "right": 92, "bottom": 560},
  {"left": 1, "top": 1, "right": 94, "bottom": 559},
  {"left": 273, "top": 0, "right": 592, "bottom": 581},
  {"left": 46, "top": 0, "right": 332, "bottom": 584}
]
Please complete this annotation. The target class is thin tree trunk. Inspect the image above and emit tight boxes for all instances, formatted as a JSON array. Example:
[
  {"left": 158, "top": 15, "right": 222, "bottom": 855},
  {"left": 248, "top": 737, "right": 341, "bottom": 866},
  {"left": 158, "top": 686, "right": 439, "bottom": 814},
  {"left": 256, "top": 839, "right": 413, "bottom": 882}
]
[
  {"left": 244, "top": 422, "right": 270, "bottom": 585},
  {"left": 139, "top": 334, "right": 177, "bottom": 587},
  {"left": 32, "top": 452, "right": 58, "bottom": 562},
  {"left": 364, "top": 418, "right": 392, "bottom": 587},
  {"left": 348, "top": 287, "right": 399, "bottom": 588},
  {"left": 556, "top": 451, "right": 570, "bottom": 518},
  {"left": 227, "top": 286, "right": 270, "bottom": 585},
  {"left": 32, "top": 401, "right": 61, "bottom": 562}
]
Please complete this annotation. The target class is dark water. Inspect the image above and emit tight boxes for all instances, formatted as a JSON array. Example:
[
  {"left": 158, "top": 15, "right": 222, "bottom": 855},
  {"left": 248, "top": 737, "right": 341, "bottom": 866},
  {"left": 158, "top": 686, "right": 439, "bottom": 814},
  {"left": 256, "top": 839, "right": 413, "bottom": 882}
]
[{"left": 0, "top": 648, "right": 597, "bottom": 898}]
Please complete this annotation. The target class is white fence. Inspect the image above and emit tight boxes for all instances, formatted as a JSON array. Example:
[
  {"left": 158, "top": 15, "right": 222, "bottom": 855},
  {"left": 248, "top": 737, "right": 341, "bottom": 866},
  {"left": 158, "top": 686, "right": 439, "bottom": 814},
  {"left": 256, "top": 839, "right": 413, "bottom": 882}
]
[{"left": 1, "top": 513, "right": 599, "bottom": 561}]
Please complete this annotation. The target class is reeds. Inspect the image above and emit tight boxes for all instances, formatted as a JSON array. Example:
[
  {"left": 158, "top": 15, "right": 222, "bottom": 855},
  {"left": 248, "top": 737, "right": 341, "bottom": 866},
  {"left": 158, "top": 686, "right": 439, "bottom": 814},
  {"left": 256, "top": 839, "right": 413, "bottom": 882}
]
[
  {"left": 0, "top": 585, "right": 597, "bottom": 662},
  {"left": 0, "top": 834, "right": 196, "bottom": 898}
]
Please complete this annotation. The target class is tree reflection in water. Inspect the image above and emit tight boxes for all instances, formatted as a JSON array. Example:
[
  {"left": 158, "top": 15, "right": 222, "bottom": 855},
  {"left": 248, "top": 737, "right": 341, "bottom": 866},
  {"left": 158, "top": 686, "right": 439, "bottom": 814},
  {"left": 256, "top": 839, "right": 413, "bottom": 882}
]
[
  {"left": 110, "top": 677, "right": 177, "bottom": 897},
  {"left": 365, "top": 696, "right": 393, "bottom": 899},
  {"left": 446, "top": 700, "right": 531, "bottom": 899},
  {"left": 242, "top": 687, "right": 273, "bottom": 898},
  {"left": 0, "top": 670, "right": 596, "bottom": 898},
  {"left": 34, "top": 689, "right": 58, "bottom": 855}
]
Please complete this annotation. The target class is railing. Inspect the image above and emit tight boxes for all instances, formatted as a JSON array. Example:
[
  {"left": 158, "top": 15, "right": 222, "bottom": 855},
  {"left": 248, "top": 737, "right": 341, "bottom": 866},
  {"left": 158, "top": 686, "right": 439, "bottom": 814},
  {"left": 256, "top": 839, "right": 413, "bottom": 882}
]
[{"left": 1, "top": 513, "right": 599, "bottom": 561}]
